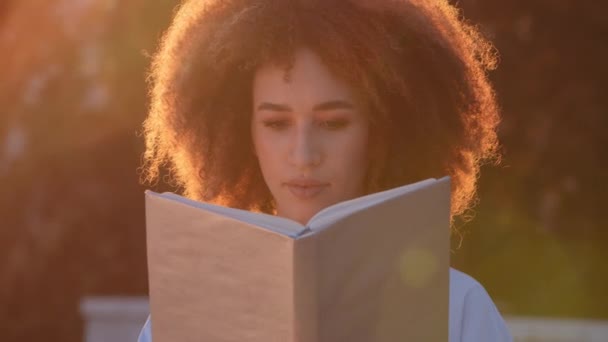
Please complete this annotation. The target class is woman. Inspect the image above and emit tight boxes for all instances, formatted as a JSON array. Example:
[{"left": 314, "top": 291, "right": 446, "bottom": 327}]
[{"left": 138, "top": 0, "right": 512, "bottom": 340}]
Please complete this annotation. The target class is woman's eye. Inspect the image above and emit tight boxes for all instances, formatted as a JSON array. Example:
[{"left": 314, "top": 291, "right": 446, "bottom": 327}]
[
  {"left": 262, "top": 120, "right": 289, "bottom": 130},
  {"left": 320, "top": 119, "right": 349, "bottom": 130}
]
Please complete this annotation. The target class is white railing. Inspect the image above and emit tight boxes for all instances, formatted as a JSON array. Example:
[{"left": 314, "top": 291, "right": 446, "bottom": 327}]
[
  {"left": 505, "top": 315, "right": 608, "bottom": 342},
  {"left": 80, "top": 297, "right": 608, "bottom": 342}
]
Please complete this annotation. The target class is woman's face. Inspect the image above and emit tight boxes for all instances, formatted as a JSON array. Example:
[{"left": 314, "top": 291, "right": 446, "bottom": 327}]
[{"left": 251, "top": 48, "right": 370, "bottom": 225}]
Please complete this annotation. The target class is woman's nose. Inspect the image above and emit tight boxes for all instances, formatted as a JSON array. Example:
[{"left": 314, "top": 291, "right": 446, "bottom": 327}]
[{"left": 287, "top": 123, "right": 322, "bottom": 169}]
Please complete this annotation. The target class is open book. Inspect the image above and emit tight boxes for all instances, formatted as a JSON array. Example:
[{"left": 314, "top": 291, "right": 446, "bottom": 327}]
[{"left": 145, "top": 176, "right": 451, "bottom": 342}]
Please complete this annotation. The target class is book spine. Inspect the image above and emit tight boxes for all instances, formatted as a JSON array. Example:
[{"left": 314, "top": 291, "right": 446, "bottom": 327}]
[{"left": 292, "top": 233, "right": 319, "bottom": 342}]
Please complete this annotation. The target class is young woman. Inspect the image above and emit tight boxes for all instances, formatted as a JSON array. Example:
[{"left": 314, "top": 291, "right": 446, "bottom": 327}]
[{"left": 138, "top": 0, "right": 512, "bottom": 340}]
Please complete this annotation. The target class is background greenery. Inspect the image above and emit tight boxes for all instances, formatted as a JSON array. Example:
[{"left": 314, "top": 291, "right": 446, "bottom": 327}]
[{"left": 1, "top": 1, "right": 606, "bottom": 341}]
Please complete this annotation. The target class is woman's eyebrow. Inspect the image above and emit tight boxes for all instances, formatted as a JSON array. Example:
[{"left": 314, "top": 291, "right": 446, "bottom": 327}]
[
  {"left": 313, "top": 100, "right": 355, "bottom": 111},
  {"left": 256, "top": 102, "right": 291, "bottom": 112},
  {"left": 256, "top": 100, "right": 355, "bottom": 112}
]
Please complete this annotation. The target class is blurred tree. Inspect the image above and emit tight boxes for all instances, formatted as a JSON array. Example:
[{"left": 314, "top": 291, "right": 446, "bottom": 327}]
[
  {"left": 456, "top": 0, "right": 608, "bottom": 234},
  {"left": 452, "top": 0, "right": 608, "bottom": 319},
  {"left": 1, "top": 0, "right": 607, "bottom": 341},
  {"left": 0, "top": 1, "right": 178, "bottom": 341}
]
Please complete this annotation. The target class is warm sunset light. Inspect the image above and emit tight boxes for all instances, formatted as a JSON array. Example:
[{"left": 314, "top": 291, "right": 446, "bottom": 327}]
[{"left": 1, "top": 1, "right": 606, "bottom": 341}]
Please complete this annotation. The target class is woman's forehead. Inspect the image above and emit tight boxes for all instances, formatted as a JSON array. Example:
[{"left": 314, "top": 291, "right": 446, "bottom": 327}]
[{"left": 253, "top": 48, "right": 358, "bottom": 104}]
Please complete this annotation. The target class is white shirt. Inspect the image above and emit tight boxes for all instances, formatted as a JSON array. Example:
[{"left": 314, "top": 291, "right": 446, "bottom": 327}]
[
  {"left": 138, "top": 267, "right": 512, "bottom": 341},
  {"left": 447, "top": 268, "right": 512, "bottom": 341}
]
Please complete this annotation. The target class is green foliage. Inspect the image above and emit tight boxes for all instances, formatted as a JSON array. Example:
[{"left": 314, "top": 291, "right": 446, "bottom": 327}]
[{"left": 1, "top": 0, "right": 607, "bottom": 341}]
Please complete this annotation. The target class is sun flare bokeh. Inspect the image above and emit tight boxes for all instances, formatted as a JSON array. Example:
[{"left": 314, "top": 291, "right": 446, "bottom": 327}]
[{"left": 1, "top": 0, "right": 607, "bottom": 341}]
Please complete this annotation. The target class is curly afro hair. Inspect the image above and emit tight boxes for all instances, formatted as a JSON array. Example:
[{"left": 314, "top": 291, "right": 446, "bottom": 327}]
[{"left": 141, "top": 0, "right": 501, "bottom": 226}]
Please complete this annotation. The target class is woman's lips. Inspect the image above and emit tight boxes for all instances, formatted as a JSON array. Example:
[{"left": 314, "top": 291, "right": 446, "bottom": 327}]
[{"left": 284, "top": 180, "right": 329, "bottom": 199}]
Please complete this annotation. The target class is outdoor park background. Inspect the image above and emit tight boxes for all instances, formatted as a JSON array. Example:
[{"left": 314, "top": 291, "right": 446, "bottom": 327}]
[{"left": 1, "top": 0, "right": 606, "bottom": 341}]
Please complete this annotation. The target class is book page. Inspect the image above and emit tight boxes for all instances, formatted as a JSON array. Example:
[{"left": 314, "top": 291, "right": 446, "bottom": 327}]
[
  {"left": 154, "top": 192, "right": 307, "bottom": 237},
  {"left": 307, "top": 177, "right": 441, "bottom": 232},
  {"left": 150, "top": 177, "right": 447, "bottom": 239}
]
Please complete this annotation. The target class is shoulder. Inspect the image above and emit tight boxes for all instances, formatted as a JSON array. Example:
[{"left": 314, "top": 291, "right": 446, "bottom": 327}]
[
  {"left": 449, "top": 267, "right": 513, "bottom": 342},
  {"left": 449, "top": 267, "right": 486, "bottom": 303}
]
